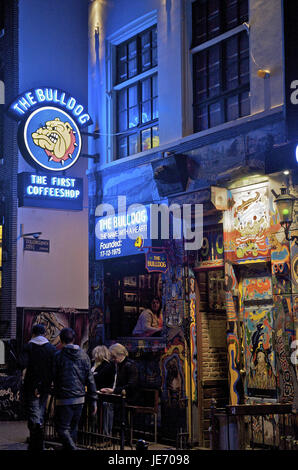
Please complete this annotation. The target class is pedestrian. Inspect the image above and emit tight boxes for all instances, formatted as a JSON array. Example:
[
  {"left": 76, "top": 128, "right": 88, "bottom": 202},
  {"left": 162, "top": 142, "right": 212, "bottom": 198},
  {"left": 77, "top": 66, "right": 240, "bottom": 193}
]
[
  {"left": 91, "top": 345, "right": 116, "bottom": 436},
  {"left": 100, "top": 343, "right": 139, "bottom": 404},
  {"left": 91, "top": 345, "right": 116, "bottom": 391},
  {"left": 17, "top": 323, "right": 57, "bottom": 451},
  {"left": 53, "top": 327, "right": 97, "bottom": 450},
  {"left": 132, "top": 297, "right": 163, "bottom": 337}
]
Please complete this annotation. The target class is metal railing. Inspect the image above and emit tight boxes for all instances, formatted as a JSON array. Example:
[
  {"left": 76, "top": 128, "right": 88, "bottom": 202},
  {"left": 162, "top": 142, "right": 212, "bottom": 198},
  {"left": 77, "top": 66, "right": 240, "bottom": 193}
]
[
  {"left": 210, "top": 399, "right": 298, "bottom": 450},
  {"left": 44, "top": 391, "right": 127, "bottom": 450}
]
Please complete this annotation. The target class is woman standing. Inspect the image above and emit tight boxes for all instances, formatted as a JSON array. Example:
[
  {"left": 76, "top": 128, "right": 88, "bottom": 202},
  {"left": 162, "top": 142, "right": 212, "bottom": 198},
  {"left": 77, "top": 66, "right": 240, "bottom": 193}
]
[{"left": 91, "top": 345, "right": 116, "bottom": 436}]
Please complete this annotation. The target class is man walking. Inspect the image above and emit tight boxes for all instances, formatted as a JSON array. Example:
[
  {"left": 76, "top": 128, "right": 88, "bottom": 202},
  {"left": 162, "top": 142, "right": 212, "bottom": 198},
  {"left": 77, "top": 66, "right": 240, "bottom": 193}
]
[
  {"left": 53, "top": 327, "right": 97, "bottom": 450},
  {"left": 17, "top": 323, "right": 57, "bottom": 451}
]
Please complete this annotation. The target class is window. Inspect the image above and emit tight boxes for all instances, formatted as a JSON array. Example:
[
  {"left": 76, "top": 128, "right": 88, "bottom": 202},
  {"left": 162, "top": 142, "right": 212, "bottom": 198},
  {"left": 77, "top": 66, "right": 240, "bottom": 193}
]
[
  {"left": 115, "top": 25, "right": 159, "bottom": 159},
  {"left": 192, "top": 0, "right": 249, "bottom": 132}
]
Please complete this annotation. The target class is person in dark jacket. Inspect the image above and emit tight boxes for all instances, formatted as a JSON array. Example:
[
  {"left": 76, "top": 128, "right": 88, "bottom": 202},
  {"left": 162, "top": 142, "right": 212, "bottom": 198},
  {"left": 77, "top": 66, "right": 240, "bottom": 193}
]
[
  {"left": 100, "top": 343, "right": 139, "bottom": 404},
  {"left": 91, "top": 345, "right": 116, "bottom": 435},
  {"left": 17, "top": 323, "right": 57, "bottom": 451},
  {"left": 53, "top": 327, "right": 97, "bottom": 450},
  {"left": 91, "top": 345, "right": 115, "bottom": 390}
]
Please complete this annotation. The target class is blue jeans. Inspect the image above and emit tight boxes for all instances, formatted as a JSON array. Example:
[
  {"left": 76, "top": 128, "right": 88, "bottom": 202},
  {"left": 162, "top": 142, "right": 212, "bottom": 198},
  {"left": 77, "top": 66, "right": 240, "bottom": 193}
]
[
  {"left": 102, "top": 402, "right": 114, "bottom": 436},
  {"left": 55, "top": 404, "right": 84, "bottom": 450},
  {"left": 26, "top": 393, "right": 49, "bottom": 450}
]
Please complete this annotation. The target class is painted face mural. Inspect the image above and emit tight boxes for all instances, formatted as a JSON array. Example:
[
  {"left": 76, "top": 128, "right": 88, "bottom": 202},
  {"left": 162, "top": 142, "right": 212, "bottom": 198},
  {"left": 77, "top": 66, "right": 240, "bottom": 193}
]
[{"left": 32, "top": 117, "right": 77, "bottom": 164}]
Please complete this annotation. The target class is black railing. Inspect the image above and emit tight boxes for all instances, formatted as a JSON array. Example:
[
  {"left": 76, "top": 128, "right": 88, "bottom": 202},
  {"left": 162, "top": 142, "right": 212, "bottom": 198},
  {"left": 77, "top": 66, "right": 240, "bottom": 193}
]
[
  {"left": 44, "top": 391, "right": 127, "bottom": 450},
  {"left": 210, "top": 399, "right": 298, "bottom": 450}
]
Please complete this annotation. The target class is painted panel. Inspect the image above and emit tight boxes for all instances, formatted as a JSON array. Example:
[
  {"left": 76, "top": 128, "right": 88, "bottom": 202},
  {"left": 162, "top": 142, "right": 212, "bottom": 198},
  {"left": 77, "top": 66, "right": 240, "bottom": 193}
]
[
  {"left": 244, "top": 305, "right": 276, "bottom": 398},
  {"left": 224, "top": 183, "right": 271, "bottom": 263}
]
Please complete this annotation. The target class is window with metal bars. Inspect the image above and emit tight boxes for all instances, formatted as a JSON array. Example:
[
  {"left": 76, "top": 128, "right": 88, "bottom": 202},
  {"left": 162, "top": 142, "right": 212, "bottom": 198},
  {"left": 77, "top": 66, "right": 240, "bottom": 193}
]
[
  {"left": 115, "top": 26, "right": 159, "bottom": 159},
  {"left": 192, "top": 0, "right": 250, "bottom": 132}
]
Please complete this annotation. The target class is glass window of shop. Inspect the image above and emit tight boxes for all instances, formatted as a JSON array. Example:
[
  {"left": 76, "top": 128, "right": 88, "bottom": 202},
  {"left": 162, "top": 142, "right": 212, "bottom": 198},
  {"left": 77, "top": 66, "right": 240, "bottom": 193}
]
[{"left": 103, "top": 255, "right": 162, "bottom": 339}]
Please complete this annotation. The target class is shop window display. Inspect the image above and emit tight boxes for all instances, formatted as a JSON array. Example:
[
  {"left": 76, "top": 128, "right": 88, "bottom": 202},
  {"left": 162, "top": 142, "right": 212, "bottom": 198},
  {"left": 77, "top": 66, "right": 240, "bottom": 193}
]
[{"left": 104, "top": 256, "right": 162, "bottom": 339}]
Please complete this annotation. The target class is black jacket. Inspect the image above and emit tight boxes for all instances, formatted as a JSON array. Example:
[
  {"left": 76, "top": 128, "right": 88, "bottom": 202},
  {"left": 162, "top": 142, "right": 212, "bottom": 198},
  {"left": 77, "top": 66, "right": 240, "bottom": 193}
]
[
  {"left": 93, "top": 361, "right": 116, "bottom": 390},
  {"left": 53, "top": 345, "right": 97, "bottom": 402},
  {"left": 114, "top": 358, "right": 139, "bottom": 404},
  {"left": 17, "top": 341, "right": 57, "bottom": 396}
]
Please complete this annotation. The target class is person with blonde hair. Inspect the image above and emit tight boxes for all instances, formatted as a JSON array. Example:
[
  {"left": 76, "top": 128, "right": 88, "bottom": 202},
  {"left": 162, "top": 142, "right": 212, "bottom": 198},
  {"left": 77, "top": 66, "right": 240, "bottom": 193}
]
[
  {"left": 91, "top": 345, "right": 116, "bottom": 436},
  {"left": 91, "top": 345, "right": 115, "bottom": 391},
  {"left": 100, "top": 343, "right": 139, "bottom": 404}
]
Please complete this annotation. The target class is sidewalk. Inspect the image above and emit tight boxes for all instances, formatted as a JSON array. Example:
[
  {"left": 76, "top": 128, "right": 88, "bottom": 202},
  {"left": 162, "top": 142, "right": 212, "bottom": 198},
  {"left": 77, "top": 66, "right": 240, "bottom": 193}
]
[
  {"left": 0, "top": 421, "right": 28, "bottom": 450},
  {"left": 0, "top": 420, "right": 179, "bottom": 451}
]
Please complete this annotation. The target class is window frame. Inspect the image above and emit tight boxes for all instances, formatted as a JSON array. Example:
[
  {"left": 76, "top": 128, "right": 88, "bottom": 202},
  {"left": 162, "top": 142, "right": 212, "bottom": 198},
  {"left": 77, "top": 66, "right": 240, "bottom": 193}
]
[
  {"left": 105, "top": 12, "right": 158, "bottom": 162},
  {"left": 191, "top": 1, "right": 250, "bottom": 133}
]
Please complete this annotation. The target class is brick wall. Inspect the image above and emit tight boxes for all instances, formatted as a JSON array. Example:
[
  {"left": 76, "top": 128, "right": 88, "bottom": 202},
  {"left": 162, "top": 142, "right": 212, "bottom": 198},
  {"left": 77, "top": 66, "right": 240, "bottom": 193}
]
[{"left": 197, "top": 270, "right": 229, "bottom": 447}]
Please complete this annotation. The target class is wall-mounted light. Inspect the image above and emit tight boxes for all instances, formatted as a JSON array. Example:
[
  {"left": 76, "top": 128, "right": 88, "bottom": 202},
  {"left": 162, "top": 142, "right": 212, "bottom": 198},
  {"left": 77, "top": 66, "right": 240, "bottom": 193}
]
[
  {"left": 257, "top": 69, "right": 271, "bottom": 79},
  {"left": 272, "top": 187, "right": 298, "bottom": 244},
  {"left": 19, "top": 224, "right": 42, "bottom": 239}
]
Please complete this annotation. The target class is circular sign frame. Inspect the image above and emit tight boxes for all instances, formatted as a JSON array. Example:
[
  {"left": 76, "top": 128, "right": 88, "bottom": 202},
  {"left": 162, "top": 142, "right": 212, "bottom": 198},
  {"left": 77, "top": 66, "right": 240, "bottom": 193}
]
[{"left": 18, "top": 106, "right": 82, "bottom": 172}]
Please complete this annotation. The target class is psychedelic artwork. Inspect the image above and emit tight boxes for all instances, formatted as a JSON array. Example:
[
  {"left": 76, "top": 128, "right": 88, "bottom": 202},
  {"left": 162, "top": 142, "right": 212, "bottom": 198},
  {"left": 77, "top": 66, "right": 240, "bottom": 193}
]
[
  {"left": 189, "top": 271, "right": 198, "bottom": 404},
  {"left": 223, "top": 183, "right": 271, "bottom": 263},
  {"left": 242, "top": 277, "right": 272, "bottom": 302},
  {"left": 244, "top": 305, "right": 276, "bottom": 398},
  {"left": 224, "top": 262, "right": 243, "bottom": 405}
]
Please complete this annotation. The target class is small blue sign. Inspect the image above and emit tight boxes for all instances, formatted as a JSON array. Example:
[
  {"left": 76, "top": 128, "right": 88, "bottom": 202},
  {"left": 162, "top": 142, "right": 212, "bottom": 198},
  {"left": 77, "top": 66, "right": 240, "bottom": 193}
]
[{"left": 18, "top": 172, "right": 83, "bottom": 210}]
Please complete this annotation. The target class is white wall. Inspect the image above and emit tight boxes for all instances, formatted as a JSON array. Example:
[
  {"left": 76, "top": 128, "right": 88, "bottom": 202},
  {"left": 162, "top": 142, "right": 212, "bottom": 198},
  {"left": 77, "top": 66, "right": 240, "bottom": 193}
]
[{"left": 16, "top": 0, "right": 89, "bottom": 309}]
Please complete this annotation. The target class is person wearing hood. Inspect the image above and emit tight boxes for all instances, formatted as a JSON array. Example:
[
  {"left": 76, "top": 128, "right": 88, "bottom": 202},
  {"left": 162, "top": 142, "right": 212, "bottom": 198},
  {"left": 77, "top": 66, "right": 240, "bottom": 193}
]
[
  {"left": 17, "top": 323, "right": 57, "bottom": 451},
  {"left": 53, "top": 327, "right": 97, "bottom": 450}
]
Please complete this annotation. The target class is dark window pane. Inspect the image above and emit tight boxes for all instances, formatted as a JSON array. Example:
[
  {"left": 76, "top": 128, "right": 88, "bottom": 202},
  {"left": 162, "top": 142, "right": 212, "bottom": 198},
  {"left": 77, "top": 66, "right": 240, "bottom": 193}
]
[
  {"left": 129, "top": 106, "right": 139, "bottom": 128},
  {"left": 153, "top": 97, "right": 158, "bottom": 119},
  {"left": 142, "top": 78, "right": 151, "bottom": 101},
  {"left": 129, "top": 85, "right": 138, "bottom": 106},
  {"left": 142, "top": 101, "right": 151, "bottom": 123},
  {"left": 152, "top": 75, "right": 158, "bottom": 97},
  {"left": 141, "top": 128, "right": 152, "bottom": 151},
  {"left": 128, "top": 133, "right": 138, "bottom": 155},
  {"left": 118, "top": 110, "right": 127, "bottom": 132},
  {"left": 226, "top": 94, "right": 239, "bottom": 121},
  {"left": 128, "top": 39, "right": 137, "bottom": 58},
  {"left": 118, "top": 89, "right": 127, "bottom": 111},
  {"left": 118, "top": 136, "right": 128, "bottom": 158},
  {"left": 240, "top": 91, "right": 250, "bottom": 117},
  {"left": 128, "top": 58, "right": 137, "bottom": 78},
  {"left": 196, "top": 104, "right": 208, "bottom": 131},
  {"left": 209, "top": 101, "right": 222, "bottom": 127}
]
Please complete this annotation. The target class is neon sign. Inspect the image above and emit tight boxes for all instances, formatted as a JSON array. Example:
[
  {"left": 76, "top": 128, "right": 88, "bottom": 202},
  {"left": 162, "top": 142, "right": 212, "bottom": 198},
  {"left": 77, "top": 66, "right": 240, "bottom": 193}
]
[
  {"left": 95, "top": 206, "right": 150, "bottom": 260},
  {"left": 17, "top": 172, "right": 83, "bottom": 210},
  {"left": 7, "top": 87, "right": 92, "bottom": 171}
]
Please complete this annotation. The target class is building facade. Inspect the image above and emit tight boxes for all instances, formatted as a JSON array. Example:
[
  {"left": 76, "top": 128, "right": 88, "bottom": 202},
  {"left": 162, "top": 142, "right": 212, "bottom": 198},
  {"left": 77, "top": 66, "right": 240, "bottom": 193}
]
[
  {"left": 0, "top": 0, "right": 297, "bottom": 448},
  {"left": 88, "top": 0, "right": 298, "bottom": 447}
]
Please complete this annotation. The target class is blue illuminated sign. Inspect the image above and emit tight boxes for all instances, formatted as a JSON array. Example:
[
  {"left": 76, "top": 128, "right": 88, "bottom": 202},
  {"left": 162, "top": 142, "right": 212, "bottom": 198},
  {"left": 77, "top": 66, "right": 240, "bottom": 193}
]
[
  {"left": 7, "top": 87, "right": 92, "bottom": 171},
  {"left": 18, "top": 172, "right": 83, "bottom": 210},
  {"left": 95, "top": 206, "right": 151, "bottom": 260}
]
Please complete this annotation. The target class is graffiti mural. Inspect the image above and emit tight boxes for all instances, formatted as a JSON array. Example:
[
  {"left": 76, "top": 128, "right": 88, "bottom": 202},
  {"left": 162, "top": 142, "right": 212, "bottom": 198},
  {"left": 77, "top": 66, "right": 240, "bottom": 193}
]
[
  {"left": 244, "top": 306, "right": 276, "bottom": 398},
  {"left": 224, "top": 183, "right": 271, "bottom": 263},
  {"left": 224, "top": 262, "right": 243, "bottom": 404}
]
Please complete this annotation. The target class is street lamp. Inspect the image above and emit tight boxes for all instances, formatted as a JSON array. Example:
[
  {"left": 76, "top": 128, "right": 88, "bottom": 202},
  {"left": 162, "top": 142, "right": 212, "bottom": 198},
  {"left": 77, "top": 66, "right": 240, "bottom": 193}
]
[{"left": 272, "top": 187, "right": 298, "bottom": 244}]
